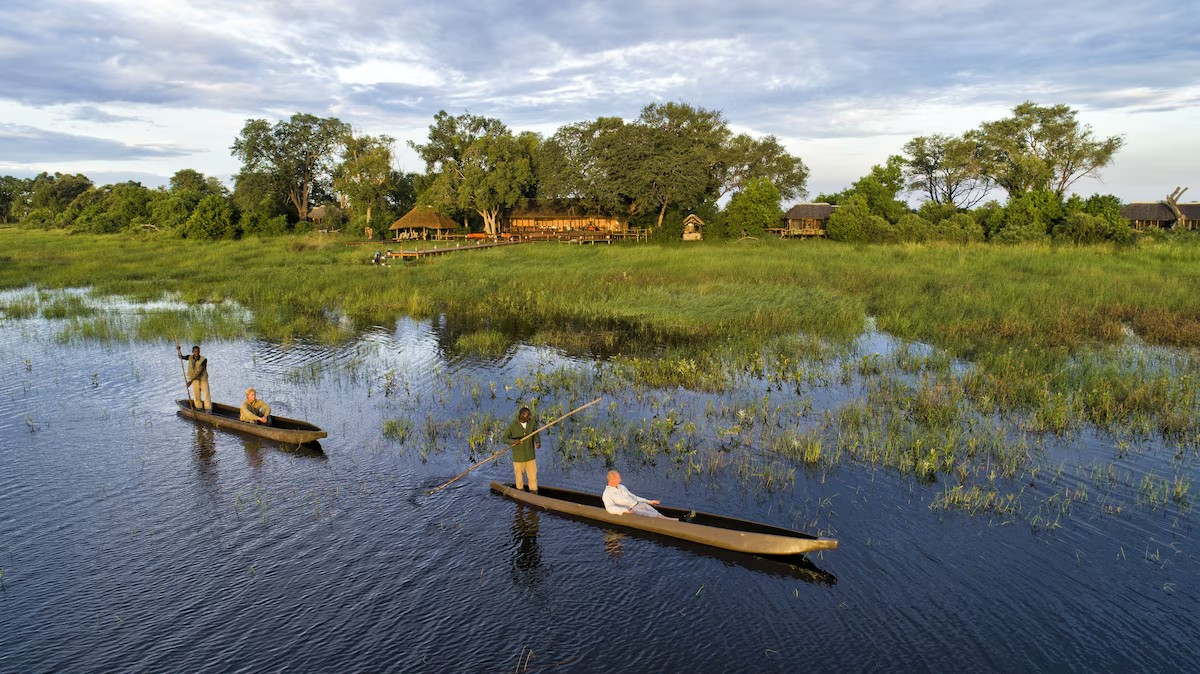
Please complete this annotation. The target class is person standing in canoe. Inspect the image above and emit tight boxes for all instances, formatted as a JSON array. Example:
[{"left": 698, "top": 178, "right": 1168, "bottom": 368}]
[
  {"left": 239, "top": 388, "right": 272, "bottom": 425},
  {"left": 504, "top": 406, "right": 540, "bottom": 493},
  {"left": 177, "top": 343, "right": 211, "bottom": 411},
  {"left": 603, "top": 470, "right": 673, "bottom": 519}
]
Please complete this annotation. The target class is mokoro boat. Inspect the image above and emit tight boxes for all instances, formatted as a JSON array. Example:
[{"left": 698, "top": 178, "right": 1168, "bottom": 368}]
[
  {"left": 175, "top": 400, "right": 327, "bottom": 444},
  {"left": 490, "top": 482, "right": 837, "bottom": 556}
]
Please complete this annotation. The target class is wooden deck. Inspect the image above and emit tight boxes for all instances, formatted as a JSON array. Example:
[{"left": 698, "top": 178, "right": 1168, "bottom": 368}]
[
  {"left": 385, "top": 240, "right": 528, "bottom": 261},
  {"left": 767, "top": 227, "right": 826, "bottom": 239}
]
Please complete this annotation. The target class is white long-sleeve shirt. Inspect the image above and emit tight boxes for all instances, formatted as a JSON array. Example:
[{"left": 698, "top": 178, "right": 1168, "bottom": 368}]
[{"left": 603, "top": 484, "right": 653, "bottom": 515}]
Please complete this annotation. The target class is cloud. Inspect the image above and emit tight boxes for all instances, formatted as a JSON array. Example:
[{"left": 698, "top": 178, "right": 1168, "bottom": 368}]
[{"left": 0, "top": 124, "right": 196, "bottom": 162}]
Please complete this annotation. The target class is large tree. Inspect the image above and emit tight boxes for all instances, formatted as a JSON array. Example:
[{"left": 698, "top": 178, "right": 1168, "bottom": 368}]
[
  {"left": 968, "top": 102, "right": 1124, "bottom": 199},
  {"left": 902, "top": 133, "right": 992, "bottom": 208},
  {"left": 715, "top": 133, "right": 809, "bottom": 202},
  {"left": 334, "top": 131, "right": 395, "bottom": 230},
  {"left": 410, "top": 111, "right": 534, "bottom": 236},
  {"left": 231, "top": 113, "right": 349, "bottom": 221}
]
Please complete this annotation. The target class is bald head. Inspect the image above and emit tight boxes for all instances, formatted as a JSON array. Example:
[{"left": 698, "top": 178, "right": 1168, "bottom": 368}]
[{"left": 607, "top": 470, "right": 621, "bottom": 487}]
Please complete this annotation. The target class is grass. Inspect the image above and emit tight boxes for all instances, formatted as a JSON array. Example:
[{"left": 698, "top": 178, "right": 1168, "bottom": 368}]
[{"left": 3, "top": 229, "right": 1199, "bottom": 525}]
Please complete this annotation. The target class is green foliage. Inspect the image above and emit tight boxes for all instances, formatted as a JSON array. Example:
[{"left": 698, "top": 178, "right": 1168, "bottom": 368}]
[
  {"left": 894, "top": 213, "right": 933, "bottom": 242},
  {"left": 903, "top": 133, "right": 993, "bottom": 208},
  {"left": 969, "top": 101, "right": 1124, "bottom": 198},
  {"left": 825, "top": 195, "right": 870, "bottom": 242},
  {"left": 821, "top": 156, "right": 910, "bottom": 223},
  {"left": 231, "top": 113, "right": 349, "bottom": 221},
  {"left": 933, "top": 213, "right": 985, "bottom": 243},
  {"left": 916, "top": 200, "right": 960, "bottom": 224},
  {"left": 722, "top": 178, "right": 781, "bottom": 238},
  {"left": 182, "top": 195, "right": 236, "bottom": 240},
  {"left": 410, "top": 111, "right": 534, "bottom": 235},
  {"left": 1052, "top": 212, "right": 1134, "bottom": 245},
  {"left": 989, "top": 191, "right": 1059, "bottom": 243}
]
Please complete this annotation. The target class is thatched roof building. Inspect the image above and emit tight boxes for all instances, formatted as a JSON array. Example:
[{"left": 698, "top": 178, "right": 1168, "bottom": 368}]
[
  {"left": 389, "top": 207, "right": 459, "bottom": 235},
  {"left": 1121, "top": 202, "right": 1200, "bottom": 230}
]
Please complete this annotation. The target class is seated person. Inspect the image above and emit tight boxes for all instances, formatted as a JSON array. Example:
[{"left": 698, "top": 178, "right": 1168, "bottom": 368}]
[
  {"left": 239, "top": 387, "right": 272, "bottom": 425},
  {"left": 602, "top": 470, "right": 672, "bottom": 519}
]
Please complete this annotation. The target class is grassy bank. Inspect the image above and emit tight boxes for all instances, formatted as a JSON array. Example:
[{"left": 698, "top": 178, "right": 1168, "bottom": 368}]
[{"left": 4, "top": 229, "right": 1199, "bottom": 355}]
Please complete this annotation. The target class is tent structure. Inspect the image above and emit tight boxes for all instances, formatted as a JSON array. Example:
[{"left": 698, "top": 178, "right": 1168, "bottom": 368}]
[{"left": 388, "top": 207, "right": 460, "bottom": 240}]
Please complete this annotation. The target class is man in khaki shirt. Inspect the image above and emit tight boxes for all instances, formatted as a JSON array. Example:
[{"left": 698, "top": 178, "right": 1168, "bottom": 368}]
[
  {"left": 240, "top": 388, "right": 272, "bottom": 425},
  {"left": 177, "top": 344, "right": 211, "bottom": 411}
]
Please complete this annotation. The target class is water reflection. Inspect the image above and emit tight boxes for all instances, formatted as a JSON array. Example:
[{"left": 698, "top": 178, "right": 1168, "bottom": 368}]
[
  {"left": 241, "top": 436, "right": 266, "bottom": 470},
  {"left": 603, "top": 530, "right": 626, "bottom": 560},
  {"left": 192, "top": 425, "right": 217, "bottom": 484},
  {"left": 510, "top": 505, "right": 542, "bottom": 585}
]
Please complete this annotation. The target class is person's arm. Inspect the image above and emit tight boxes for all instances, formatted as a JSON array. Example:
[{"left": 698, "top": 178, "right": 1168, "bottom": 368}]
[
  {"left": 603, "top": 487, "right": 630, "bottom": 514},
  {"left": 259, "top": 401, "right": 271, "bottom": 420},
  {"left": 196, "top": 357, "right": 207, "bottom": 378}
]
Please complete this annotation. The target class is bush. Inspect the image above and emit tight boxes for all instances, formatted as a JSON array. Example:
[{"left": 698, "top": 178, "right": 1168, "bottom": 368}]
[
  {"left": 934, "top": 213, "right": 984, "bottom": 243},
  {"left": 894, "top": 213, "right": 933, "bottom": 242},
  {"left": 182, "top": 195, "right": 236, "bottom": 240}
]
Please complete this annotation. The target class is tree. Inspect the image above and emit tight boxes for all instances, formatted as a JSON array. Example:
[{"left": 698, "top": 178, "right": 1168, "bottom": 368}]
[
  {"left": 716, "top": 133, "right": 809, "bottom": 202},
  {"left": 820, "top": 156, "right": 909, "bottom": 223},
  {"left": 410, "top": 111, "right": 534, "bottom": 236},
  {"left": 969, "top": 102, "right": 1124, "bottom": 199},
  {"left": 723, "top": 178, "right": 782, "bottom": 238},
  {"left": 902, "top": 133, "right": 992, "bottom": 208},
  {"left": 231, "top": 113, "right": 349, "bottom": 221},
  {"left": 182, "top": 194, "right": 235, "bottom": 240},
  {"left": 334, "top": 131, "right": 395, "bottom": 232},
  {"left": 0, "top": 176, "right": 30, "bottom": 224},
  {"left": 29, "top": 172, "right": 93, "bottom": 215}
]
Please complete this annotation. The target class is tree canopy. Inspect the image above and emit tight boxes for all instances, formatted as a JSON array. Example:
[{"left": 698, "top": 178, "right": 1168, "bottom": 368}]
[
  {"left": 967, "top": 101, "right": 1124, "bottom": 199},
  {"left": 231, "top": 113, "right": 349, "bottom": 221}
]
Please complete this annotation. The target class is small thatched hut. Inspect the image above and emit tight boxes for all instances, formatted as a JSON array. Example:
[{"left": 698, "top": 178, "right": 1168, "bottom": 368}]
[
  {"left": 780, "top": 203, "right": 834, "bottom": 237},
  {"left": 682, "top": 214, "right": 704, "bottom": 241},
  {"left": 389, "top": 207, "right": 460, "bottom": 240}
]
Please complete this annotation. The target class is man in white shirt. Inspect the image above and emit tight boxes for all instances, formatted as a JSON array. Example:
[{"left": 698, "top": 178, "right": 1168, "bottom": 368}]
[{"left": 602, "top": 470, "right": 673, "bottom": 519}]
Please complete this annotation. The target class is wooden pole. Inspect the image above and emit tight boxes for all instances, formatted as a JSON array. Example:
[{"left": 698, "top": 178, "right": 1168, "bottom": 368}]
[
  {"left": 174, "top": 336, "right": 195, "bottom": 410},
  {"left": 427, "top": 397, "right": 602, "bottom": 496}
]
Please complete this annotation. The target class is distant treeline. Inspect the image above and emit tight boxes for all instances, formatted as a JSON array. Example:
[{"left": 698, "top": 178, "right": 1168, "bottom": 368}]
[{"left": 0, "top": 101, "right": 1161, "bottom": 244}]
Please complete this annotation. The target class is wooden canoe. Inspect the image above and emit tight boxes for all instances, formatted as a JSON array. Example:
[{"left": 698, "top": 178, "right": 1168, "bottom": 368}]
[
  {"left": 490, "top": 482, "right": 837, "bottom": 556},
  {"left": 176, "top": 400, "right": 327, "bottom": 444}
]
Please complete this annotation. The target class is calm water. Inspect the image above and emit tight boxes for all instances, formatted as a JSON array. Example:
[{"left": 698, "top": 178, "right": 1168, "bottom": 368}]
[{"left": 0, "top": 302, "right": 1196, "bottom": 672}]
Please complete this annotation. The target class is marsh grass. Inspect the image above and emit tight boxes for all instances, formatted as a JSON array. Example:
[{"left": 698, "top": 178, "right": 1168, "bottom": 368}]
[
  {"left": 454, "top": 330, "right": 511, "bottom": 358},
  {"left": 4, "top": 230, "right": 1200, "bottom": 528}
]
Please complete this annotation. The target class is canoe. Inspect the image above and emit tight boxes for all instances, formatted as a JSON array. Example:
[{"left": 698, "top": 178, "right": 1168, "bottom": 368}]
[
  {"left": 490, "top": 482, "right": 837, "bottom": 556},
  {"left": 175, "top": 400, "right": 327, "bottom": 444}
]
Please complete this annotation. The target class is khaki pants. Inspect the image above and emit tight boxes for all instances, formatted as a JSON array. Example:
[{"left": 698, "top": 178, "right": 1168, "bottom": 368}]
[
  {"left": 190, "top": 378, "right": 211, "bottom": 411},
  {"left": 513, "top": 459, "right": 538, "bottom": 492}
]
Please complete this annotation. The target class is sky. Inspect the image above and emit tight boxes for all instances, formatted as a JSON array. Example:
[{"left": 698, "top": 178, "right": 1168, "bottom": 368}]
[{"left": 1, "top": 0, "right": 1197, "bottom": 204}]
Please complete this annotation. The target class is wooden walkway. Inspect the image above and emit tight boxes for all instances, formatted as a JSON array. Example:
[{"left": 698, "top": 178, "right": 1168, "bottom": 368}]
[{"left": 385, "top": 239, "right": 528, "bottom": 261}]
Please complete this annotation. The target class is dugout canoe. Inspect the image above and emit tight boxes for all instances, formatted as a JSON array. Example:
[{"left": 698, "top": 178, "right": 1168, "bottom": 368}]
[
  {"left": 176, "top": 400, "right": 327, "bottom": 444},
  {"left": 490, "top": 482, "right": 837, "bottom": 556}
]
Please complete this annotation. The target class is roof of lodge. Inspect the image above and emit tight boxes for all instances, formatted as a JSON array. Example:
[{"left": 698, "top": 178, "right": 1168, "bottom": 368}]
[
  {"left": 1121, "top": 202, "right": 1200, "bottom": 221},
  {"left": 389, "top": 206, "right": 459, "bottom": 231},
  {"left": 784, "top": 203, "right": 835, "bottom": 219}
]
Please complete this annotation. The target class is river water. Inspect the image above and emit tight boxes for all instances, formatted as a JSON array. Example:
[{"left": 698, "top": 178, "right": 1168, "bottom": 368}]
[{"left": 0, "top": 299, "right": 1196, "bottom": 672}]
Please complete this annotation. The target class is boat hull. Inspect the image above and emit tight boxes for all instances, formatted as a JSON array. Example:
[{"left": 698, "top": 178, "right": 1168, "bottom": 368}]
[
  {"left": 176, "top": 400, "right": 327, "bottom": 444},
  {"left": 490, "top": 482, "right": 837, "bottom": 556}
]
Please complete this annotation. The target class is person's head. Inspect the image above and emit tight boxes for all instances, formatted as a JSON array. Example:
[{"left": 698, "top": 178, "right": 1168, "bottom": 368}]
[
  {"left": 192, "top": 346, "right": 201, "bottom": 356},
  {"left": 607, "top": 470, "right": 621, "bottom": 487},
  {"left": 518, "top": 407, "right": 531, "bottom": 423},
  {"left": 245, "top": 387, "right": 256, "bottom": 401}
]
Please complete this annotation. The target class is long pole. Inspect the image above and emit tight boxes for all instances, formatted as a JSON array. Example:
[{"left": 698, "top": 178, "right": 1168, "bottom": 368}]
[
  {"left": 427, "top": 397, "right": 602, "bottom": 496},
  {"left": 174, "top": 336, "right": 195, "bottom": 411}
]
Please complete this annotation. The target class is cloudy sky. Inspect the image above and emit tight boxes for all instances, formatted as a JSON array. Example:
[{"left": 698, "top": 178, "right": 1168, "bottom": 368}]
[{"left": 2, "top": 0, "right": 1197, "bottom": 202}]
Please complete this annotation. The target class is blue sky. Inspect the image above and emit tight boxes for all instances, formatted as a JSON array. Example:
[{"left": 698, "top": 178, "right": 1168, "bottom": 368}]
[{"left": 1, "top": 0, "right": 1197, "bottom": 203}]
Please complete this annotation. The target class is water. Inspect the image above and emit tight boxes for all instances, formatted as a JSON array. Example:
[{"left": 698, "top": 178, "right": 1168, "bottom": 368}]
[{"left": 0, "top": 307, "right": 1196, "bottom": 672}]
